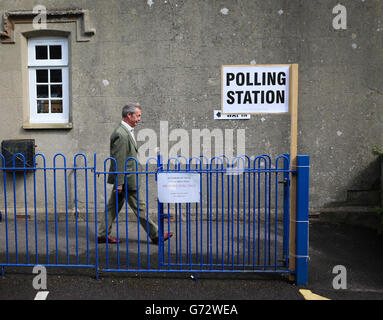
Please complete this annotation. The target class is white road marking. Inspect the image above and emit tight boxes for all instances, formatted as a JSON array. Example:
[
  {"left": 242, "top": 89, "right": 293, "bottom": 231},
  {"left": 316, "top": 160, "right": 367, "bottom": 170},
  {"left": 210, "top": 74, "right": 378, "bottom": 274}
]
[{"left": 34, "top": 291, "right": 49, "bottom": 300}]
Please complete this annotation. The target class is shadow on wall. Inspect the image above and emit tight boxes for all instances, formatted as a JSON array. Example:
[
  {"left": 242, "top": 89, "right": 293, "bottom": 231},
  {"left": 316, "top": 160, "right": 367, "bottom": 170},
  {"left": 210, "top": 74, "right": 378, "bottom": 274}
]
[
  {"left": 326, "top": 157, "right": 381, "bottom": 208},
  {"left": 318, "top": 156, "right": 383, "bottom": 232}
]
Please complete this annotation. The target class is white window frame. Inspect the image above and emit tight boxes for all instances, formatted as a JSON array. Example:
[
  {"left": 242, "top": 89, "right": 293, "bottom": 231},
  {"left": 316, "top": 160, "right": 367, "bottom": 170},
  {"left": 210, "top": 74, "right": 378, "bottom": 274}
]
[{"left": 28, "top": 37, "right": 69, "bottom": 124}]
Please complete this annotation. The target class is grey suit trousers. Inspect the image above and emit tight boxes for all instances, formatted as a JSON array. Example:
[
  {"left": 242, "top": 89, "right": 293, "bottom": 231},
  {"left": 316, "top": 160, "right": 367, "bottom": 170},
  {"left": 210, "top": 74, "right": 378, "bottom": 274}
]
[{"left": 98, "top": 186, "right": 159, "bottom": 240}]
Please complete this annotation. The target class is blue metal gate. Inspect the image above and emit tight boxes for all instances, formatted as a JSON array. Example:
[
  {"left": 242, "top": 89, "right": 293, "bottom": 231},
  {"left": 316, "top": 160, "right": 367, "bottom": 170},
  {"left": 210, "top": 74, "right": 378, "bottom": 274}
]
[{"left": 0, "top": 152, "right": 309, "bottom": 284}]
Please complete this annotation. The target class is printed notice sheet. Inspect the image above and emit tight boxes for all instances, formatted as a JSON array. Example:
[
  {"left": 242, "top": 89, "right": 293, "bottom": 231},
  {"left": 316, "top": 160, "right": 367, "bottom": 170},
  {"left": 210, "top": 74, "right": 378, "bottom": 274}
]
[{"left": 157, "top": 173, "right": 201, "bottom": 203}]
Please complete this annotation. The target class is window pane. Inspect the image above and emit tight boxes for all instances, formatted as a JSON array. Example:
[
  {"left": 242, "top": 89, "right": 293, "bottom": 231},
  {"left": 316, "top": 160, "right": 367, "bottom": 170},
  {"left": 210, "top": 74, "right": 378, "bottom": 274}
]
[
  {"left": 36, "top": 70, "right": 48, "bottom": 83},
  {"left": 35, "top": 46, "right": 48, "bottom": 60},
  {"left": 50, "top": 69, "right": 62, "bottom": 83},
  {"left": 50, "top": 85, "right": 62, "bottom": 98},
  {"left": 37, "top": 85, "right": 49, "bottom": 98},
  {"left": 51, "top": 100, "right": 63, "bottom": 113},
  {"left": 37, "top": 100, "right": 49, "bottom": 113},
  {"left": 49, "top": 45, "right": 62, "bottom": 59}
]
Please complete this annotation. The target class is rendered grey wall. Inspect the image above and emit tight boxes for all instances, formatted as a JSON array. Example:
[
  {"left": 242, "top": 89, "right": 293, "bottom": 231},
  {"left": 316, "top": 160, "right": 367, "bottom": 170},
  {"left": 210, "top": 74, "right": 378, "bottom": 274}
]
[{"left": 0, "top": 0, "right": 382, "bottom": 212}]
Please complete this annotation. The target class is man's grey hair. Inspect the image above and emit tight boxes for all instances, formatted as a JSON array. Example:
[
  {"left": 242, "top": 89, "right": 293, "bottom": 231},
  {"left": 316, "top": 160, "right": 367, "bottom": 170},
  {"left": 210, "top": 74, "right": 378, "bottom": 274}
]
[{"left": 122, "top": 103, "right": 141, "bottom": 118}]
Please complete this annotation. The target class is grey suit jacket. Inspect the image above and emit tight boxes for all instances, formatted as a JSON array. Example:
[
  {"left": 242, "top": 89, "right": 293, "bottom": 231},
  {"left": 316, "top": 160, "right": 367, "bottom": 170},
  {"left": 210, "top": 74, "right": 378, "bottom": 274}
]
[{"left": 107, "top": 123, "right": 141, "bottom": 190}]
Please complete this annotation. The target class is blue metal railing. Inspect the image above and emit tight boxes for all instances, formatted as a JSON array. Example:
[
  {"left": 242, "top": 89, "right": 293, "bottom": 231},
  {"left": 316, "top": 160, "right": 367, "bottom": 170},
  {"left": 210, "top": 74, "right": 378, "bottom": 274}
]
[
  {"left": 0, "top": 152, "right": 309, "bottom": 284},
  {"left": 154, "top": 154, "right": 293, "bottom": 273},
  {"left": 0, "top": 153, "right": 98, "bottom": 277}
]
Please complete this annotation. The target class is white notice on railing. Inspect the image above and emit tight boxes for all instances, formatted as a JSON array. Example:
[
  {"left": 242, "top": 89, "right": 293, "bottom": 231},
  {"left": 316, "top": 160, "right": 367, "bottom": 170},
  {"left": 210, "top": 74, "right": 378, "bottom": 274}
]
[{"left": 157, "top": 173, "right": 201, "bottom": 203}]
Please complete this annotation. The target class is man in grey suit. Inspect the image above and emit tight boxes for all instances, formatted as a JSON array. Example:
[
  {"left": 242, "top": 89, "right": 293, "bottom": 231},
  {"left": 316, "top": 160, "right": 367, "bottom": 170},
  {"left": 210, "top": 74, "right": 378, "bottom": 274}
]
[{"left": 98, "top": 103, "right": 173, "bottom": 244}]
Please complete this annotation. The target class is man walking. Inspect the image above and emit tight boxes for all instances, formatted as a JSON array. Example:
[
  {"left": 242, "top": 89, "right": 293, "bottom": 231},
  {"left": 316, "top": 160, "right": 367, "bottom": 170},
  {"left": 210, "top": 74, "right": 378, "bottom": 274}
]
[{"left": 98, "top": 103, "right": 173, "bottom": 244}]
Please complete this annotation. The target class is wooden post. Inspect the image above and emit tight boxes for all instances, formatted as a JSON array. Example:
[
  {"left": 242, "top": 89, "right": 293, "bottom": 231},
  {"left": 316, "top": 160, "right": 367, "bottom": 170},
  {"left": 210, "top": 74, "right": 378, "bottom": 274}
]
[{"left": 289, "top": 64, "right": 299, "bottom": 281}]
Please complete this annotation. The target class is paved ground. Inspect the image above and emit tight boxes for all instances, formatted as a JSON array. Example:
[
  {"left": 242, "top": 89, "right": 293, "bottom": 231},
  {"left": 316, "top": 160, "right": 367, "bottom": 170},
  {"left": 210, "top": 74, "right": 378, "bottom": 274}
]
[{"left": 1, "top": 218, "right": 383, "bottom": 301}]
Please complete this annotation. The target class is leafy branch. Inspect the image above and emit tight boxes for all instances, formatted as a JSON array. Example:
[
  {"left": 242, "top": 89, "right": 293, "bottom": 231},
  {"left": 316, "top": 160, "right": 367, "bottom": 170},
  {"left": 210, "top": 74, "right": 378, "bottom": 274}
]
[{"left": 373, "top": 145, "right": 383, "bottom": 157}]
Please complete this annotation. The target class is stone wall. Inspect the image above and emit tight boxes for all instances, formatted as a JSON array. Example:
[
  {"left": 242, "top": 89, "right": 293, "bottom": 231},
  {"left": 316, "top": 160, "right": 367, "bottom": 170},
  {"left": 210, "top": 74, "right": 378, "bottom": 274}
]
[{"left": 0, "top": 0, "right": 382, "bottom": 212}]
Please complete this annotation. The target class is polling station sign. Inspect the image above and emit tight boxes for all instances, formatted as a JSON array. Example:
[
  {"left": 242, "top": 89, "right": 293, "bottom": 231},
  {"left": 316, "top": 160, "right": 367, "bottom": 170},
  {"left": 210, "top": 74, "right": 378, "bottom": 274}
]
[{"left": 222, "top": 65, "right": 290, "bottom": 114}]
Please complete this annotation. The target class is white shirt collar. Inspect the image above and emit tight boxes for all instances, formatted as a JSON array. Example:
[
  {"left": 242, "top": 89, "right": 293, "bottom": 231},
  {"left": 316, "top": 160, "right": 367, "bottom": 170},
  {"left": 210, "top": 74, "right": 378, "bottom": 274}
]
[
  {"left": 121, "top": 120, "right": 136, "bottom": 144},
  {"left": 121, "top": 120, "right": 134, "bottom": 132}
]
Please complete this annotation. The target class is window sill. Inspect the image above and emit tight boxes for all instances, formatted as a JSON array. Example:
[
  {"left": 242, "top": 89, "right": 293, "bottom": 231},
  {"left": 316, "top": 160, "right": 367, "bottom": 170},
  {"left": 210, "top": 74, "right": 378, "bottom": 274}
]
[{"left": 23, "top": 122, "right": 73, "bottom": 130}]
